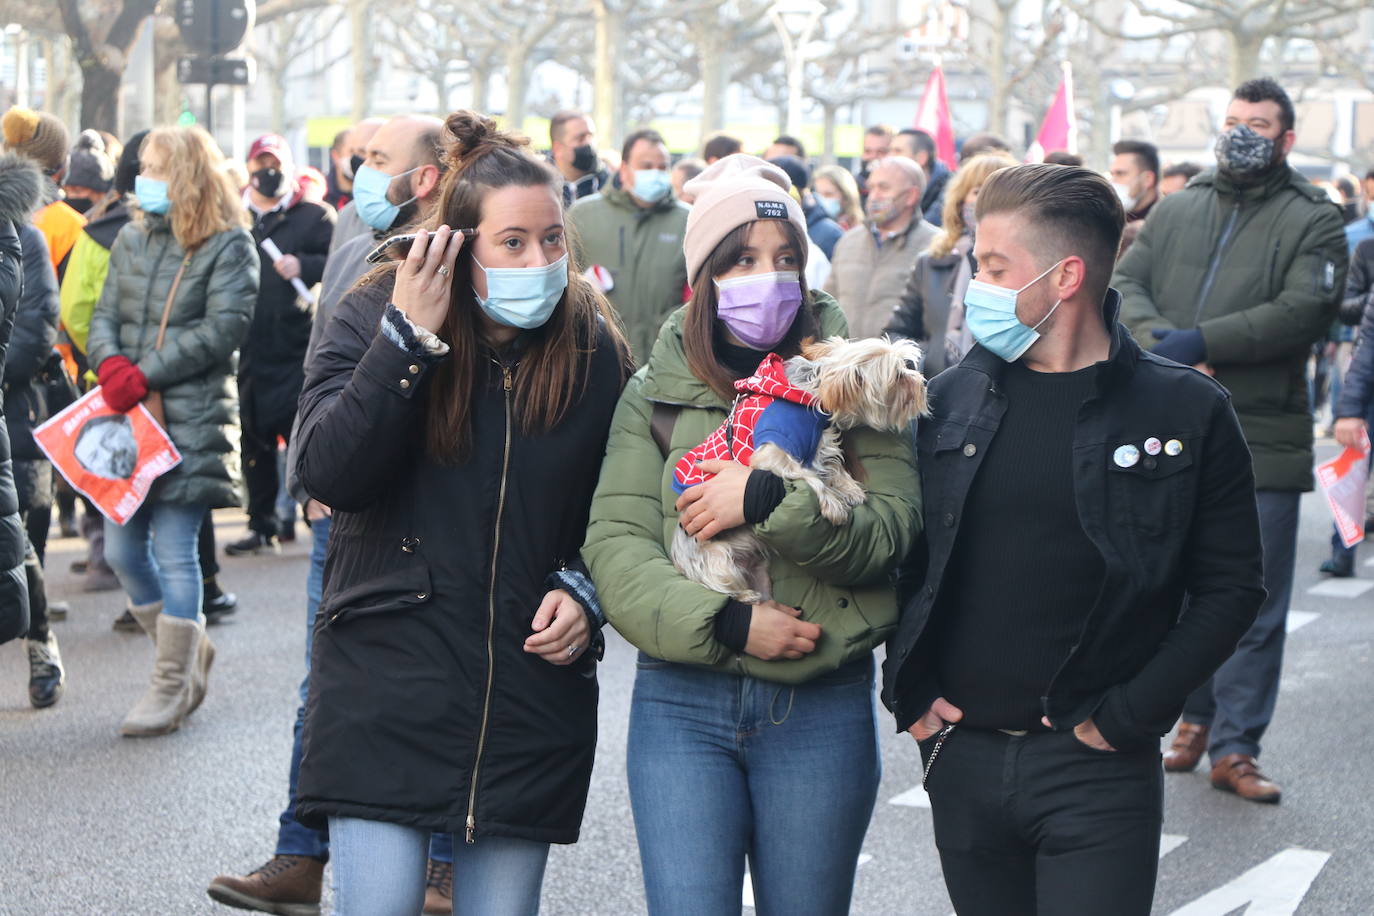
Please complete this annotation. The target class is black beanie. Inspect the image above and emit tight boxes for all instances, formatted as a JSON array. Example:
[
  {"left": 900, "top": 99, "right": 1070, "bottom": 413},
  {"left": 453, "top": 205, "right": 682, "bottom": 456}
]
[{"left": 114, "top": 130, "right": 147, "bottom": 196}]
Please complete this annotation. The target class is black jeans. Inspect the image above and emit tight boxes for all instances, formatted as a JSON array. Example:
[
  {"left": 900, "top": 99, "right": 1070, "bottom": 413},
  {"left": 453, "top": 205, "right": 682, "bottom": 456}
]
[
  {"left": 241, "top": 405, "right": 293, "bottom": 538},
  {"left": 920, "top": 726, "right": 1162, "bottom": 916}
]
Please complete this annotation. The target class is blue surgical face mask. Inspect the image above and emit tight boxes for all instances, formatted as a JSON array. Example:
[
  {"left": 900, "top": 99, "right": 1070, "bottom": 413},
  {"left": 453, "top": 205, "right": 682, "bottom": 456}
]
[
  {"left": 817, "top": 195, "right": 842, "bottom": 220},
  {"left": 135, "top": 176, "right": 170, "bottom": 215},
  {"left": 963, "top": 259, "right": 1064, "bottom": 362},
  {"left": 632, "top": 169, "right": 672, "bottom": 204},
  {"left": 353, "top": 163, "right": 419, "bottom": 231},
  {"left": 474, "top": 255, "right": 569, "bottom": 329}
]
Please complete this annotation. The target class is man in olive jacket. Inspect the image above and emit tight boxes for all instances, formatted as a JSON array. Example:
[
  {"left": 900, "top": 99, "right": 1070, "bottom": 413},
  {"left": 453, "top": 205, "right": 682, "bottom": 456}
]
[
  {"left": 567, "top": 128, "right": 689, "bottom": 364},
  {"left": 1113, "top": 78, "right": 1348, "bottom": 803}
]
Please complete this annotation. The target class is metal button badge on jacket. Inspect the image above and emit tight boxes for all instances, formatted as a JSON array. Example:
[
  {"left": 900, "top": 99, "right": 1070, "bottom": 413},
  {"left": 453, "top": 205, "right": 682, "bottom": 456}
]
[{"left": 1113, "top": 444, "right": 1140, "bottom": 468}]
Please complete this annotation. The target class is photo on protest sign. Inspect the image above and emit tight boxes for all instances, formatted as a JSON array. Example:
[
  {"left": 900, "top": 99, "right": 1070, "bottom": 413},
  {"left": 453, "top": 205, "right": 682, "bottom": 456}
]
[
  {"left": 1315, "top": 429, "right": 1372, "bottom": 549},
  {"left": 33, "top": 388, "right": 182, "bottom": 526}
]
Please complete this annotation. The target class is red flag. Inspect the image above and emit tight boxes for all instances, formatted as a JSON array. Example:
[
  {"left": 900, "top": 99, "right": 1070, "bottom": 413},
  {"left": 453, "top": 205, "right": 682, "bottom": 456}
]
[
  {"left": 914, "top": 65, "right": 957, "bottom": 171},
  {"left": 1026, "top": 61, "right": 1078, "bottom": 163}
]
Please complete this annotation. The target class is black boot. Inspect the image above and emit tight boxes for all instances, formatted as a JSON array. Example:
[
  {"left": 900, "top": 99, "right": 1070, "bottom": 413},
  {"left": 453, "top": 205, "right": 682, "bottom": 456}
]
[
  {"left": 225, "top": 531, "right": 279, "bottom": 557},
  {"left": 204, "top": 577, "right": 239, "bottom": 624},
  {"left": 1319, "top": 554, "right": 1355, "bottom": 578}
]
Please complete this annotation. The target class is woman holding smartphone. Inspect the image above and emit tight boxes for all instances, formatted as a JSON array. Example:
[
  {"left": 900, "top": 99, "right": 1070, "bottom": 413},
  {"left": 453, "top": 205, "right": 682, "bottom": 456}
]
[{"left": 293, "top": 111, "right": 630, "bottom": 916}]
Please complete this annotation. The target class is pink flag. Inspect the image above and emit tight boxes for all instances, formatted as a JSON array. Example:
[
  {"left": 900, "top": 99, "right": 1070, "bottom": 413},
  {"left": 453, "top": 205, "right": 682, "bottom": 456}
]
[
  {"left": 1026, "top": 61, "right": 1078, "bottom": 163},
  {"left": 914, "top": 65, "right": 957, "bottom": 171}
]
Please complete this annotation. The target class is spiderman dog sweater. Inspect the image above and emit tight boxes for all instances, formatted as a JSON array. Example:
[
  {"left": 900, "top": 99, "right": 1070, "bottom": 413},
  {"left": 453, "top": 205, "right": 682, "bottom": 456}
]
[{"left": 672, "top": 353, "right": 828, "bottom": 495}]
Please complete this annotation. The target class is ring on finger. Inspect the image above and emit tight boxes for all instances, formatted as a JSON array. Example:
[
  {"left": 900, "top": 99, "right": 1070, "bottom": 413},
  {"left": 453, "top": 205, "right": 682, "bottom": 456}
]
[
  {"left": 436, "top": 264, "right": 450, "bottom": 277},
  {"left": 567, "top": 645, "right": 581, "bottom": 657}
]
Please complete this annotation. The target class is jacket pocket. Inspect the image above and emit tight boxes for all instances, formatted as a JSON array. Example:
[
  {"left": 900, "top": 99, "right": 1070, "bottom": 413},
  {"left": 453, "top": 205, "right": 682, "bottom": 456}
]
[
  {"left": 320, "top": 534, "right": 434, "bottom": 626},
  {"left": 1108, "top": 446, "right": 1195, "bottom": 536}
]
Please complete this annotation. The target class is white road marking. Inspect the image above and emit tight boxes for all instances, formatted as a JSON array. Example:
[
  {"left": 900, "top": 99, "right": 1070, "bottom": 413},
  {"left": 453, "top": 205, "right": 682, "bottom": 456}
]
[
  {"left": 743, "top": 854, "right": 872, "bottom": 908},
  {"left": 1365, "top": 555, "right": 1374, "bottom": 568},
  {"left": 1286, "top": 611, "right": 1320, "bottom": 633},
  {"left": 1159, "top": 834, "right": 1187, "bottom": 859},
  {"left": 889, "top": 784, "right": 931, "bottom": 808},
  {"left": 1307, "top": 578, "right": 1373, "bottom": 598},
  {"left": 1166, "top": 848, "right": 1331, "bottom": 916}
]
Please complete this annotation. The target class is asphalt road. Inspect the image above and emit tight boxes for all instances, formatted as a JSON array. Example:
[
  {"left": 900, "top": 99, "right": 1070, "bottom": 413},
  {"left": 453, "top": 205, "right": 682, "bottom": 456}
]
[{"left": 1, "top": 464, "right": 1371, "bottom": 915}]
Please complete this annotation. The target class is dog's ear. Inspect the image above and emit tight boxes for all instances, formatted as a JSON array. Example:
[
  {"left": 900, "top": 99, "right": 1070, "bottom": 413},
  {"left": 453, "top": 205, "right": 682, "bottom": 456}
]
[
  {"left": 801, "top": 337, "right": 836, "bottom": 361},
  {"left": 816, "top": 358, "right": 867, "bottom": 420}
]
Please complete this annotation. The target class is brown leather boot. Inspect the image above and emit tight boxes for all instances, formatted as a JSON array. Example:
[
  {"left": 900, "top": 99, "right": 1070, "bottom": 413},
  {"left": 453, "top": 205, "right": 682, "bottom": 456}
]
[
  {"left": 1210, "top": 753, "right": 1282, "bottom": 803},
  {"left": 1163, "top": 722, "right": 1209, "bottom": 772},
  {"left": 423, "top": 858, "right": 454, "bottom": 914},
  {"left": 207, "top": 855, "right": 323, "bottom": 916}
]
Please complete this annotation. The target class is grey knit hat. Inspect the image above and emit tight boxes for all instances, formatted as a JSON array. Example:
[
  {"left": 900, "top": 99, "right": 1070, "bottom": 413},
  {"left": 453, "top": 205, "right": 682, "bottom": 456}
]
[{"left": 66, "top": 129, "right": 115, "bottom": 192}]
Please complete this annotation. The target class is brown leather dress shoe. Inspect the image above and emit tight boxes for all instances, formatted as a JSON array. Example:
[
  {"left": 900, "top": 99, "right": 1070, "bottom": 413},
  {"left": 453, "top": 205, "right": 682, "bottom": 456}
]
[
  {"left": 1210, "top": 753, "right": 1282, "bottom": 803},
  {"left": 207, "top": 855, "right": 323, "bottom": 916},
  {"left": 1163, "top": 722, "right": 1209, "bottom": 772}
]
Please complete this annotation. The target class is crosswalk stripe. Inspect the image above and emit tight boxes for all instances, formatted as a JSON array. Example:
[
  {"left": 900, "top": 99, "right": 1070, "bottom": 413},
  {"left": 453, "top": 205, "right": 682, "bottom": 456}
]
[
  {"left": 743, "top": 854, "right": 872, "bottom": 908},
  {"left": 1166, "top": 847, "right": 1331, "bottom": 916},
  {"left": 889, "top": 784, "right": 931, "bottom": 808},
  {"left": 1160, "top": 834, "right": 1187, "bottom": 858},
  {"left": 1286, "top": 611, "right": 1320, "bottom": 633},
  {"left": 1306, "top": 578, "right": 1373, "bottom": 598}
]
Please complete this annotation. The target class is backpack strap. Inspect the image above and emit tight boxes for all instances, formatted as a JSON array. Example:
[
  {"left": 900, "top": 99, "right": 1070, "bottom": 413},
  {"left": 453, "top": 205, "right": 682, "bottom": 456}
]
[{"left": 650, "top": 402, "right": 680, "bottom": 460}]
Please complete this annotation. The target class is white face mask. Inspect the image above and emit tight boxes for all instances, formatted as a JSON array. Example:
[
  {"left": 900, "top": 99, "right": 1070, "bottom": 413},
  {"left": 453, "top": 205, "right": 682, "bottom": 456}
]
[{"left": 1112, "top": 181, "right": 1138, "bottom": 212}]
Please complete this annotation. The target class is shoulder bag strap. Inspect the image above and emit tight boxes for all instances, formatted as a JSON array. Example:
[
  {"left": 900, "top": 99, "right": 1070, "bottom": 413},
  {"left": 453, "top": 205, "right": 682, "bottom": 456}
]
[{"left": 154, "top": 253, "right": 193, "bottom": 351}]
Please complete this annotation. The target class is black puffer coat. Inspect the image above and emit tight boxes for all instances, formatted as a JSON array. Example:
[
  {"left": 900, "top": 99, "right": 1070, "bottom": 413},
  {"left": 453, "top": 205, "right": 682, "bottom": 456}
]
[
  {"left": 295, "top": 274, "right": 627, "bottom": 844},
  {"left": 0, "top": 153, "right": 42, "bottom": 643},
  {"left": 4, "top": 223, "right": 59, "bottom": 511}
]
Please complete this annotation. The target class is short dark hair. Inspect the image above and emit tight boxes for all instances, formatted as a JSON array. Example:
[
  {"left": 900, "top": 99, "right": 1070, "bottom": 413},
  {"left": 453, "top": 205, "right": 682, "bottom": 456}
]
[
  {"left": 1365, "top": 167, "right": 1374, "bottom": 182},
  {"left": 1233, "top": 78, "right": 1295, "bottom": 134},
  {"left": 702, "top": 132, "right": 743, "bottom": 162},
  {"left": 549, "top": 110, "right": 589, "bottom": 145},
  {"left": 1163, "top": 162, "right": 1203, "bottom": 183},
  {"left": 414, "top": 123, "right": 446, "bottom": 172},
  {"left": 771, "top": 134, "right": 806, "bottom": 159},
  {"left": 899, "top": 128, "right": 936, "bottom": 160},
  {"left": 865, "top": 124, "right": 894, "bottom": 139},
  {"left": 1111, "top": 140, "right": 1159, "bottom": 178},
  {"left": 1043, "top": 151, "right": 1083, "bottom": 167},
  {"left": 621, "top": 129, "right": 666, "bottom": 164},
  {"left": 960, "top": 132, "right": 1012, "bottom": 161},
  {"left": 976, "top": 163, "right": 1125, "bottom": 303},
  {"left": 1335, "top": 175, "right": 1358, "bottom": 200},
  {"left": 331, "top": 128, "right": 350, "bottom": 153},
  {"left": 673, "top": 157, "right": 706, "bottom": 182}
]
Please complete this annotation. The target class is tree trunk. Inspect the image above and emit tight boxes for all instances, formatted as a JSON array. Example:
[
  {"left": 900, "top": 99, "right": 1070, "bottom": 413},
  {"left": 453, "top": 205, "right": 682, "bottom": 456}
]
[
  {"left": 153, "top": 53, "right": 181, "bottom": 126},
  {"left": 349, "top": 0, "right": 370, "bottom": 121},
  {"left": 697, "top": 28, "right": 725, "bottom": 149},
  {"left": 987, "top": 10, "right": 1009, "bottom": 138},
  {"left": 1229, "top": 32, "right": 1263, "bottom": 88},
  {"left": 471, "top": 68, "right": 491, "bottom": 113},
  {"left": 504, "top": 45, "right": 528, "bottom": 132},
  {"left": 593, "top": 0, "right": 622, "bottom": 149},
  {"left": 431, "top": 69, "right": 449, "bottom": 117},
  {"left": 79, "top": 61, "right": 121, "bottom": 134},
  {"left": 822, "top": 103, "right": 838, "bottom": 163}
]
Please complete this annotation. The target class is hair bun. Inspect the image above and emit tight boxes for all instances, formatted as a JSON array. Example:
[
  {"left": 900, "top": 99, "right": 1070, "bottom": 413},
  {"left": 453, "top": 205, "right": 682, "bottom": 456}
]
[
  {"left": 75, "top": 128, "right": 105, "bottom": 153},
  {"left": 442, "top": 110, "right": 530, "bottom": 173}
]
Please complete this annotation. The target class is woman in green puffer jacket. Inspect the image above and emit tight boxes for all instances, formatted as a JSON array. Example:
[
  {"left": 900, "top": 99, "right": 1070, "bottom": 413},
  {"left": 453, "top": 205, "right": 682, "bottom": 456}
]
[
  {"left": 582, "top": 156, "right": 921, "bottom": 915},
  {"left": 86, "top": 126, "right": 258, "bottom": 738}
]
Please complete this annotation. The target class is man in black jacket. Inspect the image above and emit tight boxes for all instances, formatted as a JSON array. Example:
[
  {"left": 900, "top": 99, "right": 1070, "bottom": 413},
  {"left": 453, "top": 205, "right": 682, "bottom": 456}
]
[
  {"left": 226, "top": 135, "right": 335, "bottom": 556},
  {"left": 882, "top": 164, "right": 1265, "bottom": 915}
]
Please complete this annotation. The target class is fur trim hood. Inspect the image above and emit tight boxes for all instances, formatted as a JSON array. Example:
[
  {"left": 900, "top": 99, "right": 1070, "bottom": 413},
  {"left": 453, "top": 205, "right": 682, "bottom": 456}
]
[{"left": 0, "top": 152, "right": 43, "bottom": 225}]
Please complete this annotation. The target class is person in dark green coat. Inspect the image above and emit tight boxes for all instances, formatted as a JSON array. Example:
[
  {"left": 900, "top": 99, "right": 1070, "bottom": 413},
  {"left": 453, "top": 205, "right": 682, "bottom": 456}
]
[
  {"left": 1112, "top": 78, "right": 1348, "bottom": 803},
  {"left": 86, "top": 126, "right": 258, "bottom": 738},
  {"left": 567, "top": 128, "right": 689, "bottom": 364},
  {"left": 583, "top": 156, "right": 920, "bottom": 914}
]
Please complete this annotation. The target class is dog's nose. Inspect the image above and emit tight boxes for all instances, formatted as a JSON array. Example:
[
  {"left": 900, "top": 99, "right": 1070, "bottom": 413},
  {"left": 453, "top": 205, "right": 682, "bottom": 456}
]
[{"left": 903, "top": 358, "right": 918, "bottom": 371}]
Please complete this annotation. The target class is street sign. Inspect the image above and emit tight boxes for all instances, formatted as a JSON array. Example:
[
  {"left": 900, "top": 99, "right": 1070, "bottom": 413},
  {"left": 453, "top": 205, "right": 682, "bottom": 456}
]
[
  {"left": 176, "top": 0, "right": 255, "bottom": 57},
  {"left": 177, "top": 55, "right": 255, "bottom": 86}
]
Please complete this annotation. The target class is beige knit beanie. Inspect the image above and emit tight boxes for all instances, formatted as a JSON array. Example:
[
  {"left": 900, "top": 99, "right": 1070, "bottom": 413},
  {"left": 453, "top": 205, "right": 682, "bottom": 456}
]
[
  {"left": 682, "top": 154, "right": 808, "bottom": 286},
  {"left": 2, "top": 107, "right": 70, "bottom": 176}
]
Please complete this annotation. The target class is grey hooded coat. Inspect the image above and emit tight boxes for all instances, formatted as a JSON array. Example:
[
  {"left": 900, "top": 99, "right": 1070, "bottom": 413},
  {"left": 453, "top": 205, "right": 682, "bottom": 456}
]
[{"left": 87, "top": 213, "right": 258, "bottom": 508}]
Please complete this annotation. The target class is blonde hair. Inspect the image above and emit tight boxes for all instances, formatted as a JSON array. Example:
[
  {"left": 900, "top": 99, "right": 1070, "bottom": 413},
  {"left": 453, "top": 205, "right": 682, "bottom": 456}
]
[
  {"left": 138, "top": 127, "right": 248, "bottom": 250},
  {"left": 813, "top": 165, "right": 864, "bottom": 229},
  {"left": 929, "top": 152, "right": 1019, "bottom": 258}
]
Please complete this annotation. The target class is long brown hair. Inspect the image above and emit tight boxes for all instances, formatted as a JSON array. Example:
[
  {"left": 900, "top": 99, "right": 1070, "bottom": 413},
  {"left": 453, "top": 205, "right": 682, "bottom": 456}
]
[
  {"left": 684, "top": 220, "right": 817, "bottom": 403},
  {"left": 137, "top": 127, "right": 248, "bottom": 250},
  {"left": 381, "top": 111, "right": 629, "bottom": 462},
  {"left": 928, "top": 152, "right": 1017, "bottom": 258}
]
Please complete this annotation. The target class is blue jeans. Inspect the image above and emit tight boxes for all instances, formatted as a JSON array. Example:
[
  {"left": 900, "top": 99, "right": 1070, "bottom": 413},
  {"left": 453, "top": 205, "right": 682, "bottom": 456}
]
[
  {"left": 103, "top": 501, "right": 208, "bottom": 620},
  {"left": 275, "top": 516, "right": 453, "bottom": 863},
  {"left": 1183, "top": 490, "right": 1301, "bottom": 761},
  {"left": 626, "top": 654, "right": 881, "bottom": 916},
  {"left": 328, "top": 816, "right": 548, "bottom": 916}
]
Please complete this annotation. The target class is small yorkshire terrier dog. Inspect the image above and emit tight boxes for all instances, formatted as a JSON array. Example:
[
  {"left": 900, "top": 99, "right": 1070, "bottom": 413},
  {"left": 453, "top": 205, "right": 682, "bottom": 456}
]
[{"left": 671, "top": 336, "right": 928, "bottom": 604}]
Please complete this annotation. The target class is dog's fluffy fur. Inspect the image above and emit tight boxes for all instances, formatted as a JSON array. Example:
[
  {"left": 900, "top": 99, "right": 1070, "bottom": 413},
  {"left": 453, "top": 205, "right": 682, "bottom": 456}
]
[{"left": 672, "top": 336, "right": 928, "bottom": 603}]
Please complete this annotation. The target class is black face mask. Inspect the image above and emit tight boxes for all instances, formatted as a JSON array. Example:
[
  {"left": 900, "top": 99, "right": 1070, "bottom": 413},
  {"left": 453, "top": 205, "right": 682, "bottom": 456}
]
[
  {"left": 571, "top": 144, "right": 599, "bottom": 174},
  {"left": 66, "top": 196, "right": 95, "bottom": 215},
  {"left": 251, "top": 167, "right": 285, "bottom": 199},
  {"left": 349, "top": 154, "right": 365, "bottom": 179}
]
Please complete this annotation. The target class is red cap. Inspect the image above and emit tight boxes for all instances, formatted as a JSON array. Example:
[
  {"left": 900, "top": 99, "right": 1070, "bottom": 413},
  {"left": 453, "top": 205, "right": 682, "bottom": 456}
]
[{"left": 248, "top": 134, "right": 293, "bottom": 169}]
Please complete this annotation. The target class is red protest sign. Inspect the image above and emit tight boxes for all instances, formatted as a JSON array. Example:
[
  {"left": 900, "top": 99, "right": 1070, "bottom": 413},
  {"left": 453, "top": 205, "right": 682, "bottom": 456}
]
[
  {"left": 33, "top": 388, "right": 182, "bottom": 526},
  {"left": 1315, "top": 429, "right": 1371, "bottom": 550}
]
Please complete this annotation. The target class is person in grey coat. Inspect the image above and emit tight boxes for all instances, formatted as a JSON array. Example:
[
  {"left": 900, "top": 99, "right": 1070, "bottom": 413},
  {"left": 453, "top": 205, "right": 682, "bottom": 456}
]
[{"left": 86, "top": 126, "right": 258, "bottom": 738}]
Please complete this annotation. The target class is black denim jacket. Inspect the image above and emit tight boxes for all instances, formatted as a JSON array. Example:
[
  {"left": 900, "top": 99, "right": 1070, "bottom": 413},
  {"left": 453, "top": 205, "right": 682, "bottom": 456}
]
[{"left": 881, "top": 290, "right": 1267, "bottom": 751}]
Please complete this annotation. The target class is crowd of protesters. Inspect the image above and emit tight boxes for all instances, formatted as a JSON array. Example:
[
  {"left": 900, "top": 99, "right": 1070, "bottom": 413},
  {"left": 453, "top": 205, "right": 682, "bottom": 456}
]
[{"left": 0, "top": 70, "right": 1369, "bottom": 916}]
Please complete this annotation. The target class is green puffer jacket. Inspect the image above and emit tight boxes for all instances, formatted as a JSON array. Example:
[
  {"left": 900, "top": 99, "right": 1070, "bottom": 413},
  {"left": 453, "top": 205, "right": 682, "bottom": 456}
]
[
  {"left": 87, "top": 215, "right": 258, "bottom": 508},
  {"left": 567, "top": 183, "right": 690, "bottom": 364},
  {"left": 582, "top": 292, "right": 921, "bottom": 684},
  {"left": 1113, "top": 166, "right": 1348, "bottom": 491}
]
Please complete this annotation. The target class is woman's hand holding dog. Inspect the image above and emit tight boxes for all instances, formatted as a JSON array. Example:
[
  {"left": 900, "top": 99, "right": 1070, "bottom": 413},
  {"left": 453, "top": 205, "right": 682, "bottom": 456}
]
[
  {"left": 745, "top": 601, "right": 821, "bottom": 661},
  {"left": 676, "top": 459, "right": 750, "bottom": 542}
]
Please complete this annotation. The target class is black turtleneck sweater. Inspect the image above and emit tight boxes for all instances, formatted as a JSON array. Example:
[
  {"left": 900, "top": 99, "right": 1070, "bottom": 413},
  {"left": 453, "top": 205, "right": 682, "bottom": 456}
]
[{"left": 932, "top": 360, "right": 1106, "bottom": 730}]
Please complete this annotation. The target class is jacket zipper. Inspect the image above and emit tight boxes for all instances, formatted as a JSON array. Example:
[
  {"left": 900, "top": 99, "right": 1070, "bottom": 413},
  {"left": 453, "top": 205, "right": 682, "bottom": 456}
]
[
  {"left": 466, "top": 362, "right": 514, "bottom": 844},
  {"left": 1191, "top": 201, "right": 1241, "bottom": 326}
]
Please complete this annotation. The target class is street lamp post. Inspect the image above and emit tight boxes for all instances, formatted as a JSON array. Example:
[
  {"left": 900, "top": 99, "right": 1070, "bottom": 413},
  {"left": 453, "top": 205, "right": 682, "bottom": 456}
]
[{"left": 768, "top": 0, "right": 825, "bottom": 138}]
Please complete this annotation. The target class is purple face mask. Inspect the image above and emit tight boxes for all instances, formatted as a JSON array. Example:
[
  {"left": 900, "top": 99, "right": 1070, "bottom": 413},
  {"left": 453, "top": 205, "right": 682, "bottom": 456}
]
[{"left": 714, "top": 271, "right": 803, "bottom": 349}]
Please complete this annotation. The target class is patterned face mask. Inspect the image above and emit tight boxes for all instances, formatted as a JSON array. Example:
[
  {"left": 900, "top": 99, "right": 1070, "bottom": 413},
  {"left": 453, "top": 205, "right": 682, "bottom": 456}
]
[{"left": 1214, "top": 124, "right": 1276, "bottom": 178}]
